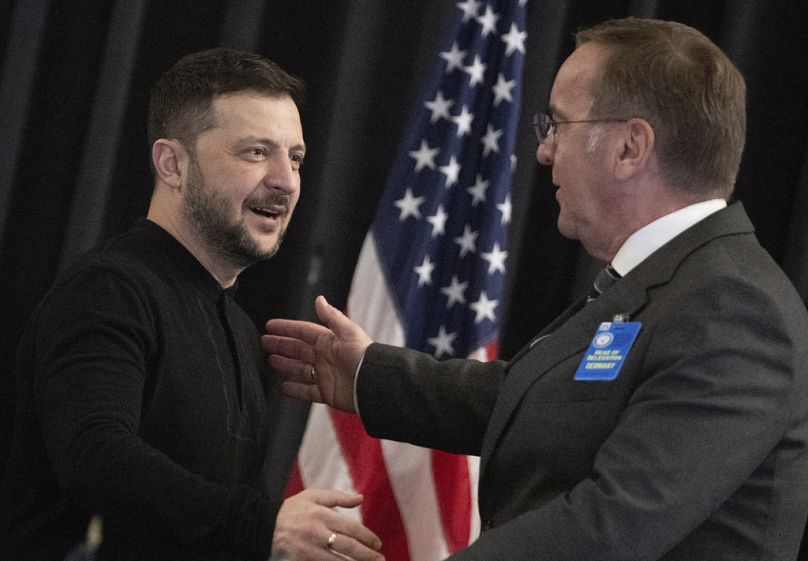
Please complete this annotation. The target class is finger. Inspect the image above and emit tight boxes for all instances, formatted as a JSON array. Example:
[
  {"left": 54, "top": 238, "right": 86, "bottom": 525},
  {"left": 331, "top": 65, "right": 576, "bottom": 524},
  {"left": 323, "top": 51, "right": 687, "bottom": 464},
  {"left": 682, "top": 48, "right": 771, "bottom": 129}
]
[
  {"left": 268, "top": 354, "right": 313, "bottom": 382},
  {"left": 261, "top": 334, "right": 319, "bottom": 366},
  {"left": 265, "top": 317, "right": 331, "bottom": 345},
  {"left": 328, "top": 532, "right": 385, "bottom": 561},
  {"left": 281, "top": 381, "right": 324, "bottom": 403},
  {"left": 325, "top": 517, "right": 382, "bottom": 553},
  {"left": 305, "top": 489, "right": 364, "bottom": 509}
]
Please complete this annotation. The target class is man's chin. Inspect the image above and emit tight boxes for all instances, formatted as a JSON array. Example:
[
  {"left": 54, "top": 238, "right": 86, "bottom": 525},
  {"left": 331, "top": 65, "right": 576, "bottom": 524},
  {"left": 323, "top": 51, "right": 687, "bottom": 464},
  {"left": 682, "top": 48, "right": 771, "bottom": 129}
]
[
  {"left": 221, "top": 236, "right": 282, "bottom": 270},
  {"left": 242, "top": 221, "right": 286, "bottom": 261},
  {"left": 252, "top": 237, "right": 283, "bottom": 261},
  {"left": 556, "top": 216, "right": 578, "bottom": 241}
]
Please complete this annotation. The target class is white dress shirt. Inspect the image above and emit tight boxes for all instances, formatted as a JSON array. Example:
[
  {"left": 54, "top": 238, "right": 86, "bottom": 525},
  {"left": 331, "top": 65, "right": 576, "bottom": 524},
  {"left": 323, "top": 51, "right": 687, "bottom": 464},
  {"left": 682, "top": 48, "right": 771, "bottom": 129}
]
[{"left": 610, "top": 199, "right": 727, "bottom": 276}]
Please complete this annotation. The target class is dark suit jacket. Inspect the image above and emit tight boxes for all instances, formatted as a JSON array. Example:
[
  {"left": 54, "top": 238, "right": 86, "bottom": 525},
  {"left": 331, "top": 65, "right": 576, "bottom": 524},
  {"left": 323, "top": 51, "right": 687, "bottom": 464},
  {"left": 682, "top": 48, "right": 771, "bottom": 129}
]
[{"left": 357, "top": 203, "right": 808, "bottom": 560}]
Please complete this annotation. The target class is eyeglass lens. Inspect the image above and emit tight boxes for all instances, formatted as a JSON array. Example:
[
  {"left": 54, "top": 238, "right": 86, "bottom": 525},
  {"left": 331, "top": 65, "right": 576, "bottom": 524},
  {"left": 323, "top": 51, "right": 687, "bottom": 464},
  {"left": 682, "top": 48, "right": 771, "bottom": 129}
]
[{"left": 532, "top": 113, "right": 552, "bottom": 143}]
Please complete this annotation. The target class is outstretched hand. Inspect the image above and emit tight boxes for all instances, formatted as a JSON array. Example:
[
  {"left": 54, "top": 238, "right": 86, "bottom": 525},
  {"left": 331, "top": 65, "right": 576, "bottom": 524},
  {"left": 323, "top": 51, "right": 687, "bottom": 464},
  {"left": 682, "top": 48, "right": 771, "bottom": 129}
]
[{"left": 261, "top": 295, "right": 373, "bottom": 412}]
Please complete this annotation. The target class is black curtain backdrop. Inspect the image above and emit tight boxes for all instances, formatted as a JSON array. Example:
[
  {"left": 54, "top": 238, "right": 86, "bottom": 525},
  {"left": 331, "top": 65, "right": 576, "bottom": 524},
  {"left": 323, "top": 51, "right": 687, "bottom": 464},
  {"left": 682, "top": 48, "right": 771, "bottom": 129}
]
[{"left": 2, "top": 0, "right": 808, "bottom": 552}]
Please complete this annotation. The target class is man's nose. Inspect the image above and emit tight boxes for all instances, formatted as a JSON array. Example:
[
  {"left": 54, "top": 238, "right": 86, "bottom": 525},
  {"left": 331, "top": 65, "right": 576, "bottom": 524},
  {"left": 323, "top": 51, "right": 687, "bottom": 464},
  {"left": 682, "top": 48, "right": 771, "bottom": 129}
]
[
  {"left": 536, "top": 140, "right": 553, "bottom": 166},
  {"left": 264, "top": 154, "right": 299, "bottom": 193}
]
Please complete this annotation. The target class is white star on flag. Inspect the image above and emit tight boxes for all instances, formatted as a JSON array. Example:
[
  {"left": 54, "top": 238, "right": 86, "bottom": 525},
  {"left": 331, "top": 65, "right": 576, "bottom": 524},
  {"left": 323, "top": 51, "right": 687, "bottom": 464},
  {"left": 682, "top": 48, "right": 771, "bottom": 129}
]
[
  {"left": 441, "top": 275, "right": 469, "bottom": 307},
  {"left": 414, "top": 254, "right": 435, "bottom": 287},
  {"left": 481, "top": 124, "right": 502, "bottom": 156},
  {"left": 424, "top": 91, "right": 455, "bottom": 123},
  {"left": 440, "top": 42, "right": 467, "bottom": 73},
  {"left": 452, "top": 105, "right": 474, "bottom": 137},
  {"left": 481, "top": 242, "right": 508, "bottom": 274},
  {"left": 394, "top": 187, "right": 425, "bottom": 221},
  {"left": 439, "top": 155, "right": 461, "bottom": 188},
  {"left": 497, "top": 194, "right": 512, "bottom": 225},
  {"left": 476, "top": 5, "right": 500, "bottom": 37},
  {"left": 501, "top": 22, "right": 527, "bottom": 55},
  {"left": 427, "top": 205, "right": 449, "bottom": 238},
  {"left": 467, "top": 175, "right": 489, "bottom": 206},
  {"left": 470, "top": 290, "right": 499, "bottom": 323},
  {"left": 454, "top": 224, "right": 479, "bottom": 257},
  {"left": 409, "top": 139, "right": 440, "bottom": 171},
  {"left": 463, "top": 55, "right": 487, "bottom": 86},
  {"left": 427, "top": 326, "right": 458, "bottom": 358},
  {"left": 492, "top": 73, "right": 516, "bottom": 106},
  {"left": 456, "top": 0, "right": 481, "bottom": 22}
]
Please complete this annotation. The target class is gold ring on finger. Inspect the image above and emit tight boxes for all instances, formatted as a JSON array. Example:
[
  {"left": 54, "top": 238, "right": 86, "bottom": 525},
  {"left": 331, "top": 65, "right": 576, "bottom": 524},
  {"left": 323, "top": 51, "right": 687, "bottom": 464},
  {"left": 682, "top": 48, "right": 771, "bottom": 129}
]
[{"left": 325, "top": 531, "right": 337, "bottom": 549}]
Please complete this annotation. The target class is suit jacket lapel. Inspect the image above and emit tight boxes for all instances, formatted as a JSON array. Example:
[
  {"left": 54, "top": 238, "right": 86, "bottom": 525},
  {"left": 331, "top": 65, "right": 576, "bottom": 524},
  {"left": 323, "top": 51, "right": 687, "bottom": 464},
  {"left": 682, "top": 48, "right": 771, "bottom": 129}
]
[
  {"left": 479, "top": 202, "right": 756, "bottom": 481},
  {"left": 479, "top": 284, "right": 648, "bottom": 476}
]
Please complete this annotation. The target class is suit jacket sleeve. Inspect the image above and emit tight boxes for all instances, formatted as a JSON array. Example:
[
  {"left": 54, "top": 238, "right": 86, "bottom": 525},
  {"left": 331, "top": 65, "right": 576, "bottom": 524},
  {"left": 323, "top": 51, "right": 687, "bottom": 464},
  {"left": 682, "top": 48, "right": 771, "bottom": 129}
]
[{"left": 358, "top": 343, "right": 506, "bottom": 455}]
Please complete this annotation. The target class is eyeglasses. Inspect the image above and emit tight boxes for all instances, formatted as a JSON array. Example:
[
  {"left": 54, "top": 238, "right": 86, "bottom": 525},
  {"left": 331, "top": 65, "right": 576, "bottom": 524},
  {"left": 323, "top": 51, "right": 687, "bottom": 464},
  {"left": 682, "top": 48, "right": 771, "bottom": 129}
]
[{"left": 532, "top": 112, "right": 630, "bottom": 144}]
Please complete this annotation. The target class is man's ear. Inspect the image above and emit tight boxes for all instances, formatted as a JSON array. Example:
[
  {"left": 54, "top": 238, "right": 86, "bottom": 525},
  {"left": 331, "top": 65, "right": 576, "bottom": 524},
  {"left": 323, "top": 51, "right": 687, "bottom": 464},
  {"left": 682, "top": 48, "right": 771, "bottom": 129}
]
[
  {"left": 152, "top": 139, "right": 187, "bottom": 190},
  {"left": 614, "top": 117, "right": 654, "bottom": 181}
]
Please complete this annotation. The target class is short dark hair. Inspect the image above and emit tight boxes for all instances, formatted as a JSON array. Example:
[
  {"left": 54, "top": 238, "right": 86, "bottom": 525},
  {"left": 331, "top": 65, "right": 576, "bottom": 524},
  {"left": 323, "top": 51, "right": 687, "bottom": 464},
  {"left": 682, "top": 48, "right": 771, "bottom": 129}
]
[
  {"left": 147, "top": 47, "right": 306, "bottom": 151},
  {"left": 576, "top": 18, "right": 746, "bottom": 199}
]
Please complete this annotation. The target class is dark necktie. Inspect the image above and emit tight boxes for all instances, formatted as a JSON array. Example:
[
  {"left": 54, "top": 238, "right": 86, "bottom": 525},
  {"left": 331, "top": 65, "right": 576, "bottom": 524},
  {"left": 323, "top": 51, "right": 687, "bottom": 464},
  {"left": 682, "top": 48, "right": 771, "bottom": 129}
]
[
  {"left": 588, "top": 265, "right": 621, "bottom": 302},
  {"left": 512, "top": 265, "right": 623, "bottom": 363}
]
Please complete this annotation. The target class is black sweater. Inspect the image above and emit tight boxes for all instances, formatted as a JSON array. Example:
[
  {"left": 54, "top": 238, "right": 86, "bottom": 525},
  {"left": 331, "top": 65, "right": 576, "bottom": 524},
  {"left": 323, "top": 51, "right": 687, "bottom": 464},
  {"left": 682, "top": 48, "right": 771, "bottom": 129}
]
[{"left": 1, "top": 219, "right": 282, "bottom": 560}]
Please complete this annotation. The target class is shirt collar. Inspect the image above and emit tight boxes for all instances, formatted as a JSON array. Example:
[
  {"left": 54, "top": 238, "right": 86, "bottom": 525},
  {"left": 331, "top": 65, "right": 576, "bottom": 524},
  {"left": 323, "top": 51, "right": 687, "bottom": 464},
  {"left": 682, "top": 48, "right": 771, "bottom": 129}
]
[
  {"left": 611, "top": 199, "right": 727, "bottom": 276},
  {"left": 138, "top": 218, "right": 229, "bottom": 300}
]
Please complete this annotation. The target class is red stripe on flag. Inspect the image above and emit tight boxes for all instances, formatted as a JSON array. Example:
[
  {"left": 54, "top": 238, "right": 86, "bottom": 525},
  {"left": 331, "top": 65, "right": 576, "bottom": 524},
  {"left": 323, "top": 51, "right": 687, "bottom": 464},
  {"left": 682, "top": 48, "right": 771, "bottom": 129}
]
[
  {"left": 431, "top": 450, "right": 472, "bottom": 552},
  {"left": 330, "top": 410, "right": 411, "bottom": 561},
  {"left": 485, "top": 340, "right": 499, "bottom": 360},
  {"left": 284, "top": 458, "right": 304, "bottom": 498}
]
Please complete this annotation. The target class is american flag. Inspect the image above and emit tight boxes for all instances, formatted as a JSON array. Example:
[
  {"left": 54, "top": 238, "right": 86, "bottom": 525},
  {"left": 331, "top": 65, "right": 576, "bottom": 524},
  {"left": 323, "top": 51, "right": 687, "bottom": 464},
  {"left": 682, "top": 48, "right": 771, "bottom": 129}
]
[{"left": 288, "top": 1, "right": 527, "bottom": 559}]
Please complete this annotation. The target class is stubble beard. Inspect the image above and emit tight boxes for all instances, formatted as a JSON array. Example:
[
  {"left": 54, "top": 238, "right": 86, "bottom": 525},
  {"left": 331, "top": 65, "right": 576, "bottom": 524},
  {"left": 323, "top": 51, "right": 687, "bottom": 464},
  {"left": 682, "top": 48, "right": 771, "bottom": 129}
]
[{"left": 182, "top": 158, "right": 287, "bottom": 271}]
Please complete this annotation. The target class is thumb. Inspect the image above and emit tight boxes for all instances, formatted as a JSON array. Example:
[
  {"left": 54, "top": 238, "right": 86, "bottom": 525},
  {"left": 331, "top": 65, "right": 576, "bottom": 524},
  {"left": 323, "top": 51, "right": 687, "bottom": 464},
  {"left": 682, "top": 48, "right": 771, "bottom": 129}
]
[{"left": 315, "top": 295, "right": 356, "bottom": 339}]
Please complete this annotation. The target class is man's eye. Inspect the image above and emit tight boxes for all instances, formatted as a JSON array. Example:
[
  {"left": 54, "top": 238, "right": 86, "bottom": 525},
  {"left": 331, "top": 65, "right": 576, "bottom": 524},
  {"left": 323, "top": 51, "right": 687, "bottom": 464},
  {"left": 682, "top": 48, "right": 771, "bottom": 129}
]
[
  {"left": 290, "top": 153, "right": 305, "bottom": 166},
  {"left": 246, "top": 148, "right": 266, "bottom": 157}
]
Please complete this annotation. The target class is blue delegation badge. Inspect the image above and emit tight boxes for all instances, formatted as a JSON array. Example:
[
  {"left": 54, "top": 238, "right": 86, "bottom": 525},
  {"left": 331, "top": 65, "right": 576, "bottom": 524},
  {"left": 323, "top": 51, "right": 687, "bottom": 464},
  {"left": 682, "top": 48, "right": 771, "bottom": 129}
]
[{"left": 575, "top": 321, "right": 641, "bottom": 381}]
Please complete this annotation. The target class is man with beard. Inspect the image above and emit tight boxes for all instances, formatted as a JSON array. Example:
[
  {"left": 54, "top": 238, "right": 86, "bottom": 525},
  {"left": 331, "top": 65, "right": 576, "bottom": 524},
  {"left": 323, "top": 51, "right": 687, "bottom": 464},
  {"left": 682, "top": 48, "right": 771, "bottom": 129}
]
[{"left": 0, "top": 49, "right": 382, "bottom": 561}]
